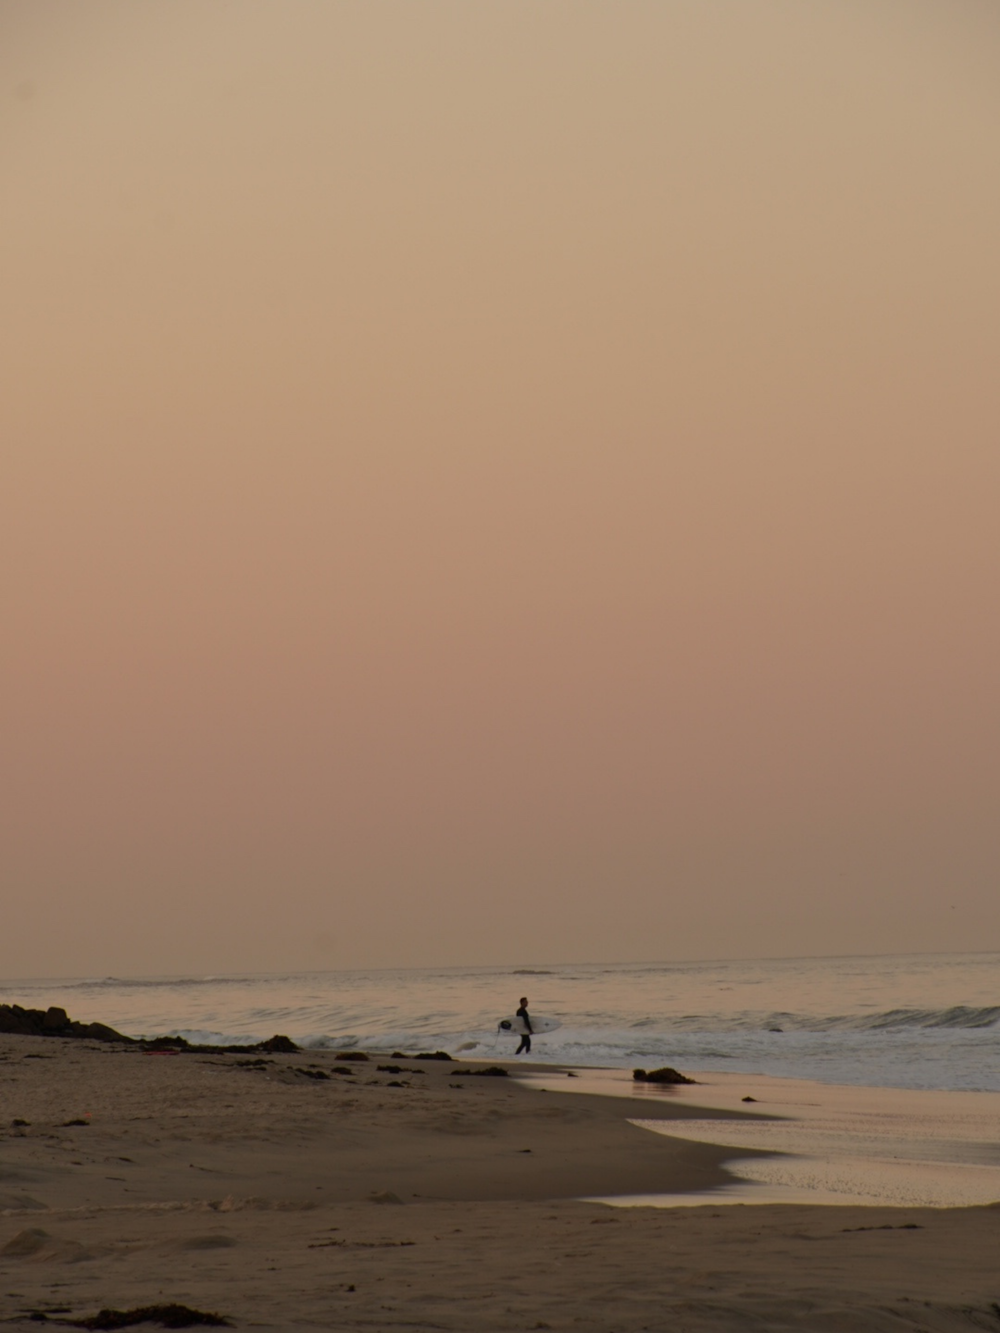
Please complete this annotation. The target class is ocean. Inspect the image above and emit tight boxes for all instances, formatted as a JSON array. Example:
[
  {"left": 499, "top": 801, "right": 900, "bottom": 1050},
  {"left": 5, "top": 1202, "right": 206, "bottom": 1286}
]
[{"left": 3, "top": 950, "right": 998, "bottom": 1094}]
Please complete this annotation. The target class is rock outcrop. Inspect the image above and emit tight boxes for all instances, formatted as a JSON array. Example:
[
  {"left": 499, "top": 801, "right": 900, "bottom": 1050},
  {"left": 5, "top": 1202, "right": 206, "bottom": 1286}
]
[
  {"left": 632, "top": 1066, "right": 697, "bottom": 1084},
  {"left": 0, "top": 1004, "right": 299, "bottom": 1054},
  {"left": 0, "top": 1004, "right": 130, "bottom": 1043}
]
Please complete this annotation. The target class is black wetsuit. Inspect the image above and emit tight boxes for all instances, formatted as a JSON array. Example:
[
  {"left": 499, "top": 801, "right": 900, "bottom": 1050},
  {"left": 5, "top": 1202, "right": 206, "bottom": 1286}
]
[{"left": 515, "top": 1004, "right": 532, "bottom": 1054}]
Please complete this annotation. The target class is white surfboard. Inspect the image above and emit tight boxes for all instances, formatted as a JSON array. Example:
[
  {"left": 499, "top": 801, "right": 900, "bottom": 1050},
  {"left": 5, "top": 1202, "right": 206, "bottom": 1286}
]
[{"left": 497, "top": 1014, "right": 562, "bottom": 1036}]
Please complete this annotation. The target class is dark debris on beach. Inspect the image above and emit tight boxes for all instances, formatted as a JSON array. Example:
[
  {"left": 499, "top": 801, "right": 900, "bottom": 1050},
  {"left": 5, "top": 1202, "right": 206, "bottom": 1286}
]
[
  {"left": 14, "top": 1305, "right": 231, "bottom": 1329},
  {"left": 632, "top": 1066, "right": 697, "bottom": 1084}
]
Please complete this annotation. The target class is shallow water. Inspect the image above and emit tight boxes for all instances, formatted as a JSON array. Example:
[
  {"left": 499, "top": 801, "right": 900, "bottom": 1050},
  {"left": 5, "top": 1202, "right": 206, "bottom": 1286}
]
[
  {"left": 518, "top": 1067, "right": 1000, "bottom": 1209},
  {"left": 3, "top": 951, "right": 999, "bottom": 1092}
]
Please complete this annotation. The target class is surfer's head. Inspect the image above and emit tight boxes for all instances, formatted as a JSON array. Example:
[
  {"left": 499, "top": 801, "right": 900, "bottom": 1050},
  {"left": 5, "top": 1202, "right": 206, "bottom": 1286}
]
[{"left": 520, "top": 997, "right": 528, "bottom": 1006}]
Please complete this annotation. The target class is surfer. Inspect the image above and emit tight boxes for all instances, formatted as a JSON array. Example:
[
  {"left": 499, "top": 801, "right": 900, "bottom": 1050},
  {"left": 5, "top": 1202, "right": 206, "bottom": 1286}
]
[{"left": 515, "top": 997, "right": 532, "bottom": 1055}]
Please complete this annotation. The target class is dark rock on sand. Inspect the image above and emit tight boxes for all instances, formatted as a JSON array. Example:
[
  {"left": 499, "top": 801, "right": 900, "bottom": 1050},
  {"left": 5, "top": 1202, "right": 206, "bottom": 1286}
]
[
  {"left": 452, "top": 1066, "right": 509, "bottom": 1077},
  {"left": 257, "top": 1034, "right": 298, "bottom": 1053},
  {"left": 390, "top": 1050, "right": 452, "bottom": 1061},
  {"left": 142, "top": 1033, "right": 301, "bottom": 1055},
  {"left": 632, "top": 1067, "right": 696, "bottom": 1084},
  {"left": 335, "top": 1051, "right": 370, "bottom": 1062}
]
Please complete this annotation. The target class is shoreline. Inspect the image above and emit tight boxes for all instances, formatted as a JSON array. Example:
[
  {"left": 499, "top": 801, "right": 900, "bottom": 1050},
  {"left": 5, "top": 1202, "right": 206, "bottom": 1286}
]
[
  {"left": 0, "top": 1036, "right": 759, "bottom": 1212},
  {"left": 5, "top": 953, "right": 999, "bottom": 1098},
  {"left": 3, "top": 1035, "right": 1000, "bottom": 1330},
  {"left": 4, "top": 1031, "right": 998, "bottom": 1208},
  {"left": 517, "top": 1066, "right": 1000, "bottom": 1209}
]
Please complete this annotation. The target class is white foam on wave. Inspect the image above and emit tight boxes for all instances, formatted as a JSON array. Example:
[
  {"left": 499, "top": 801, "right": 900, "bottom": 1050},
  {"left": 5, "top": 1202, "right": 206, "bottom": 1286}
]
[
  {"left": 147, "top": 1029, "right": 261, "bottom": 1047},
  {"left": 4, "top": 954, "right": 999, "bottom": 1093}
]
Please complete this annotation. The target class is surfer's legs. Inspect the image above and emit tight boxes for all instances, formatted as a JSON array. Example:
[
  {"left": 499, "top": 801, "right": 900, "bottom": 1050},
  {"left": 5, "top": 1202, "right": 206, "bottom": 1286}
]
[{"left": 515, "top": 1035, "right": 531, "bottom": 1054}]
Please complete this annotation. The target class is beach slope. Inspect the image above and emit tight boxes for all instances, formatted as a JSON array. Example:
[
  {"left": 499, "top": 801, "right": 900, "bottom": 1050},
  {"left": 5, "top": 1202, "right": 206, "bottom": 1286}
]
[{"left": 1, "top": 1036, "right": 997, "bottom": 1330}]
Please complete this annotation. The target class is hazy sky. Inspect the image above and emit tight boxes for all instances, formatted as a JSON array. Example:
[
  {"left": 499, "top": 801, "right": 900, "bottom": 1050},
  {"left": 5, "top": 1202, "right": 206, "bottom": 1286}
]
[{"left": 2, "top": 0, "right": 998, "bottom": 979}]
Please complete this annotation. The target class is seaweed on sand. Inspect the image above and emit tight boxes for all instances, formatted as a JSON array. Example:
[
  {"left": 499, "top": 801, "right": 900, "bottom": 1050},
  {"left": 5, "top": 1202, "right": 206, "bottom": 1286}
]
[{"left": 21, "top": 1304, "right": 232, "bottom": 1329}]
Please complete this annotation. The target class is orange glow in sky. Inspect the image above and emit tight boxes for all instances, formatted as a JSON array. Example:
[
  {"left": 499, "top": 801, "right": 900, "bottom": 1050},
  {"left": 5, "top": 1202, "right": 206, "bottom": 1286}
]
[{"left": 2, "top": 0, "right": 998, "bottom": 975}]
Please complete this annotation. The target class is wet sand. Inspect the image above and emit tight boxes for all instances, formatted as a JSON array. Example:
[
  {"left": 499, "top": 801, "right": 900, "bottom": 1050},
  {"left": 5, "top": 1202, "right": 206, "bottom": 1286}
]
[
  {"left": 2, "top": 1034, "right": 999, "bottom": 1330},
  {"left": 520, "top": 1067, "right": 1000, "bottom": 1208}
]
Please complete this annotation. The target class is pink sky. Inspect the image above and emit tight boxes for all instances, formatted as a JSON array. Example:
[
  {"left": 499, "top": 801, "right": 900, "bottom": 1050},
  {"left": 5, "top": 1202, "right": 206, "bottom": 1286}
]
[{"left": 2, "top": 0, "right": 998, "bottom": 977}]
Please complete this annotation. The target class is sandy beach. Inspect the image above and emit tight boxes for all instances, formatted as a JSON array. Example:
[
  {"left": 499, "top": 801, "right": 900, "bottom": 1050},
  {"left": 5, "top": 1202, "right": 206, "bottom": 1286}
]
[{"left": 2, "top": 1034, "right": 999, "bottom": 1331}]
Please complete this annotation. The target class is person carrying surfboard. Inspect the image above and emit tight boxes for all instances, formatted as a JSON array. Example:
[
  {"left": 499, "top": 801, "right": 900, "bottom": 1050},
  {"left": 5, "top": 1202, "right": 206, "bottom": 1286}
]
[{"left": 515, "top": 997, "right": 533, "bottom": 1055}]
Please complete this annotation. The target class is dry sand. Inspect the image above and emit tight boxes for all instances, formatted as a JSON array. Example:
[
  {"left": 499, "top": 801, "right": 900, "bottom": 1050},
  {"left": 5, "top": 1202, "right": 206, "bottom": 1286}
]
[{"left": 1, "top": 1034, "right": 998, "bottom": 1330}]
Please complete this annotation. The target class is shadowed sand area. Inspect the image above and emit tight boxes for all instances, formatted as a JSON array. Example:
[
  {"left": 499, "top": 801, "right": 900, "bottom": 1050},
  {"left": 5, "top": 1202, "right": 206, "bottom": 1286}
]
[{"left": 2, "top": 1035, "right": 999, "bottom": 1330}]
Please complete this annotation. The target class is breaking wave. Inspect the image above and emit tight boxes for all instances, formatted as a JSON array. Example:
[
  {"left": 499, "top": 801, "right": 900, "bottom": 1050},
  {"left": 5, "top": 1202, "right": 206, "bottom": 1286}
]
[
  {"left": 4, "top": 953, "right": 999, "bottom": 1092},
  {"left": 63, "top": 975, "right": 270, "bottom": 991},
  {"left": 824, "top": 1005, "right": 1000, "bottom": 1031}
]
